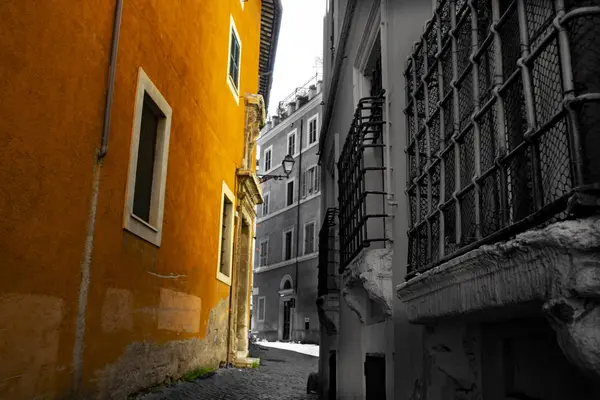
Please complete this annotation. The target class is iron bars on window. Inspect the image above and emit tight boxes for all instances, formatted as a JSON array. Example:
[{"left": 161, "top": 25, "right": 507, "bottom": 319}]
[
  {"left": 318, "top": 208, "right": 339, "bottom": 297},
  {"left": 405, "top": 0, "right": 600, "bottom": 279},
  {"left": 338, "top": 94, "right": 389, "bottom": 271}
]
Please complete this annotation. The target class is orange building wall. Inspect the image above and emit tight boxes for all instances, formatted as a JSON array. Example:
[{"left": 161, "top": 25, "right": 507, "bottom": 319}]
[
  {"left": 0, "top": 1, "right": 114, "bottom": 398},
  {"left": 82, "top": 0, "right": 263, "bottom": 397},
  {"left": 0, "top": 0, "right": 264, "bottom": 398}
]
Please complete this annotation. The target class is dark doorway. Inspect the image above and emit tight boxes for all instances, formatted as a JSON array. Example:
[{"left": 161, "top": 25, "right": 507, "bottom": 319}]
[
  {"left": 283, "top": 300, "right": 292, "bottom": 341},
  {"left": 329, "top": 351, "right": 337, "bottom": 400},
  {"left": 365, "top": 353, "right": 386, "bottom": 400}
]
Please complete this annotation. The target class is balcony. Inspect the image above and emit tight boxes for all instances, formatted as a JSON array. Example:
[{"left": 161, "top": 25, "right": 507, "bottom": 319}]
[
  {"left": 336, "top": 94, "right": 393, "bottom": 320},
  {"left": 316, "top": 208, "right": 340, "bottom": 336},
  {"left": 318, "top": 208, "right": 339, "bottom": 297},
  {"left": 398, "top": 0, "right": 600, "bottom": 377},
  {"left": 404, "top": 0, "right": 600, "bottom": 279},
  {"left": 338, "top": 94, "right": 389, "bottom": 271}
]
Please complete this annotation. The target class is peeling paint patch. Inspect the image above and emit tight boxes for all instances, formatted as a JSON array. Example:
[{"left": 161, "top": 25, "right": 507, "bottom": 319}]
[
  {"left": 158, "top": 288, "right": 202, "bottom": 333},
  {"left": 95, "top": 298, "right": 229, "bottom": 399},
  {"left": 0, "top": 293, "right": 65, "bottom": 399},
  {"left": 102, "top": 288, "right": 133, "bottom": 333}
]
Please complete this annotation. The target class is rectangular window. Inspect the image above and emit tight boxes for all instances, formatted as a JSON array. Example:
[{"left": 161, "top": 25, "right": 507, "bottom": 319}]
[
  {"left": 283, "top": 228, "right": 294, "bottom": 261},
  {"left": 227, "top": 16, "right": 242, "bottom": 101},
  {"left": 259, "top": 239, "right": 269, "bottom": 267},
  {"left": 264, "top": 147, "right": 272, "bottom": 171},
  {"left": 133, "top": 94, "right": 162, "bottom": 222},
  {"left": 258, "top": 296, "right": 266, "bottom": 321},
  {"left": 302, "top": 166, "right": 320, "bottom": 198},
  {"left": 262, "top": 192, "right": 270, "bottom": 216},
  {"left": 308, "top": 114, "right": 318, "bottom": 145},
  {"left": 287, "top": 130, "right": 297, "bottom": 156},
  {"left": 286, "top": 180, "right": 295, "bottom": 206},
  {"left": 217, "top": 182, "right": 235, "bottom": 285},
  {"left": 304, "top": 221, "right": 316, "bottom": 255},
  {"left": 124, "top": 68, "right": 172, "bottom": 247}
]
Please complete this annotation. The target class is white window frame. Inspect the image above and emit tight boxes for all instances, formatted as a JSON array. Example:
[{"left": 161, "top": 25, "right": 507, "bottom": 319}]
[
  {"left": 263, "top": 146, "right": 273, "bottom": 171},
  {"left": 287, "top": 129, "right": 297, "bottom": 156},
  {"left": 303, "top": 220, "right": 316, "bottom": 255},
  {"left": 282, "top": 226, "right": 295, "bottom": 261},
  {"left": 216, "top": 181, "right": 236, "bottom": 285},
  {"left": 257, "top": 296, "right": 266, "bottom": 321},
  {"left": 262, "top": 191, "right": 270, "bottom": 216},
  {"left": 285, "top": 178, "right": 296, "bottom": 206},
  {"left": 226, "top": 15, "right": 242, "bottom": 105},
  {"left": 259, "top": 238, "right": 269, "bottom": 267},
  {"left": 124, "top": 67, "right": 172, "bottom": 247},
  {"left": 307, "top": 114, "right": 319, "bottom": 146}
]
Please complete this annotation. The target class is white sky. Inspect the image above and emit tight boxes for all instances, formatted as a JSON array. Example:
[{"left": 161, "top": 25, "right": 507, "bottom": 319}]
[{"left": 267, "top": 0, "right": 326, "bottom": 117}]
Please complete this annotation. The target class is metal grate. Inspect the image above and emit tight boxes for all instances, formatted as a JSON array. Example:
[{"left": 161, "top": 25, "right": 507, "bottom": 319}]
[
  {"left": 338, "top": 95, "right": 388, "bottom": 271},
  {"left": 405, "top": 0, "right": 600, "bottom": 278},
  {"left": 318, "top": 208, "right": 339, "bottom": 297}
]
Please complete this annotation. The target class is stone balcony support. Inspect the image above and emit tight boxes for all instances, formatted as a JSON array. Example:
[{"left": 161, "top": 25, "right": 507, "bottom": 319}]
[
  {"left": 397, "top": 217, "right": 600, "bottom": 379},
  {"left": 342, "top": 247, "right": 393, "bottom": 323}
]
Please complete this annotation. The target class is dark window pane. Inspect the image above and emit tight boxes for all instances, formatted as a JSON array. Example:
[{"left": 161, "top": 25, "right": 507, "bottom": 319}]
[
  {"left": 285, "top": 231, "right": 292, "bottom": 260},
  {"left": 287, "top": 181, "right": 294, "bottom": 205},
  {"left": 229, "top": 32, "right": 240, "bottom": 89},
  {"left": 133, "top": 94, "right": 161, "bottom": 222}
]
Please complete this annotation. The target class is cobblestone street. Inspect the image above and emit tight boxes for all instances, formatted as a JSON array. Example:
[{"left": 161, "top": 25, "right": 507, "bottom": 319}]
[{"left": 137, "top": 344, "right": 319, "bottom": 400}]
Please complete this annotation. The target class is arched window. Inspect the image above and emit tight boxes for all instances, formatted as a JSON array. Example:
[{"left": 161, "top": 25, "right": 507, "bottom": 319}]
[{"left": 280, "top": 274, "right": 293, "bottom": 291}]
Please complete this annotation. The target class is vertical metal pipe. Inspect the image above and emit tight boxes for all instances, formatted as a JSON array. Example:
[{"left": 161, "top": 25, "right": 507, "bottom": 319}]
[
  {"left": 469, "top": 0, "right": 482, "bottom": 240},
  {"left": 422, "top": 27, "right": 433, "bottom": 263},
  {"left": 98, "top": 0, "right": 124, "bottom": 159},
  {"left": 554, "top": 0, "right": 585, "bottom": 186},
  {"left": 409, "top": 53, "right": 421, "bottom": 240},
  {"left": 491, "top": 0, "right": 510, "bottom": 226},
  {"left": 295, "top": 119, "right": 304, "bottom": 294},
  {"left": 450, "top": 0, "right": 462, "bottom": 245},
  {"left": 516, "top": 0, "right": 544, "bottom": 210},
  {"left": 436, "top": 4, "right": 446, "bottom": 259}
]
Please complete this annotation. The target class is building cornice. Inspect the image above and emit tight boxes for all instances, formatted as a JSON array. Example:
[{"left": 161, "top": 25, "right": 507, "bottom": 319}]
[
  {"left": 257, "top": 92, "right": 323, "bottom": 146},
  {"left": 253, "top": 252, "right": 318, "bottom": 274},
  {"left": 256, "top": 192, "right": 321, "bottom": 224}
]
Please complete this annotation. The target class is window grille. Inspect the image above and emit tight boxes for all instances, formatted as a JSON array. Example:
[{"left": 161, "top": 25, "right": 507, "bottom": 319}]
[
  {"left": 405, "top": 0, "right": 600, "bottom": 279},
  {"left": 338, "top": 94, "right": 388, "bottom": 271}
]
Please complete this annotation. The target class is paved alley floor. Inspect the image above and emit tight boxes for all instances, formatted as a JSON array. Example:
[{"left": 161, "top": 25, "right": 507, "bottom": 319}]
[{"left": 137, "top": 344, "right": 319, "bottom": 400}]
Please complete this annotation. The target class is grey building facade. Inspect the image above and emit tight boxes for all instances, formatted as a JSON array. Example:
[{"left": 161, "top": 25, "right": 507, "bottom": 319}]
[
  {"left": 252, "top": 78, "right": 324, "bottom": 344},
  {"left": 318, "top": 0, "right": 600, "bottom": 399}
]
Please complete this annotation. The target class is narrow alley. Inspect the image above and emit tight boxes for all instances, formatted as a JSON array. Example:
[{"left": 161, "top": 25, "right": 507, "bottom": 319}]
[{"left": 135, "top": 344, "right": 318, "bottom": 400}]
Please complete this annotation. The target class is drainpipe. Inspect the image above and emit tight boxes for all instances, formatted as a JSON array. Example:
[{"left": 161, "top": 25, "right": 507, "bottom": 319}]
[
  {"left": 71, "top": 0, "right": 123, "bottom": 395},
  {"left": 98, "top": 0, "right": 124, "bottom": 160},
  {"left": 295, "top": 120, "right": 304, "bottom": 298}
]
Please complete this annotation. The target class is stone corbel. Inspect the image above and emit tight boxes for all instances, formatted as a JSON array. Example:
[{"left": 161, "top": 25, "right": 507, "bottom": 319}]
[
  {"left": 342, "top": 248, "right": 393, "bottom": 322},
  {"left": 397, "top": 217, "right": 600, "bottom": 380},
  {"left": 316, "top": 294, "right": 339, "bottom": 335},
  {"left": 242, "top": 93, "right": 266, "bottom": 170}
]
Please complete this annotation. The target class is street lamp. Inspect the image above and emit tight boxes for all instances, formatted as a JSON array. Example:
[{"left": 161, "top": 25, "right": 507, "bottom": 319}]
[{"left": 258, "top": 154, "right": 295, "bottom": 183}]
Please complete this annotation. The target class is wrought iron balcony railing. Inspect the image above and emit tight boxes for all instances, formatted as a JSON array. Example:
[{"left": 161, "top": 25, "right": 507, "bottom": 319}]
[
  {"left": 405, "top": 0, "right": 600, "bottom": 279},
  {"left": 338, "top": 95, "right": 389, "bottom": 271},
  {"left": 318, "top": 208, "right": 339, "bottom": 297}
]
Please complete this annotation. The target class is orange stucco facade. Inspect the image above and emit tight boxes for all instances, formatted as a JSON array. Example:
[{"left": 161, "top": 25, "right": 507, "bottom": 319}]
[{"left": 0, "top": 0, "right": 272, "bottom": 398}]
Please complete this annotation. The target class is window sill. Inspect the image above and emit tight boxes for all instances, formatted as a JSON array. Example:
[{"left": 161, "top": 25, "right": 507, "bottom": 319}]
[
  {"left": 217, "top": 271, "right": 232, "bottom": 286},
  {"left": 124, "top": 213, "right": 162, "bottom": 247}
]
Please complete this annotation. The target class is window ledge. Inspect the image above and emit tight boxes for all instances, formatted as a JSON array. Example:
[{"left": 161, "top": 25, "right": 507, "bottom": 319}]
[
  {"left": 217, "top": 271, "right": 232, "bottom": 286},
  {"left": 124, "top": 213, "right": 162, "bottom": 247}
]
